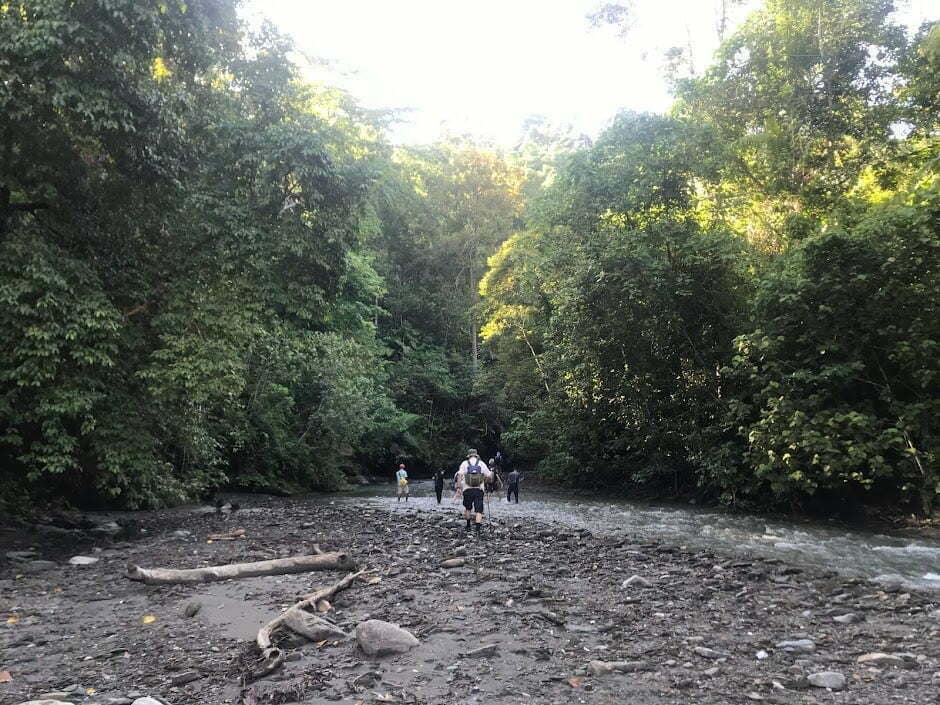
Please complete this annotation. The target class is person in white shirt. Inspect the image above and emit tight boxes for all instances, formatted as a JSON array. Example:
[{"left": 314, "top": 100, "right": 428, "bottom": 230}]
[{"left": 456, "top": 449, "right": 492, "bottom": 534}]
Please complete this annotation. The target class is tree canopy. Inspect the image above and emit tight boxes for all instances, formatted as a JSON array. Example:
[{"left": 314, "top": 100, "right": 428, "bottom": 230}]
[{"left": 1, "top": 0, "right": 938, "bottom": 517}]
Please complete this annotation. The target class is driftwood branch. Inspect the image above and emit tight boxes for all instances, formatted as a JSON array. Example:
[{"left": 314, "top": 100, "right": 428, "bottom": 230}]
[
  {"left": 126, "top": 552, "right": 356, "bottom": 585},
  {"left": 254, "top": 569, "right": 365, "bottom": 678}
]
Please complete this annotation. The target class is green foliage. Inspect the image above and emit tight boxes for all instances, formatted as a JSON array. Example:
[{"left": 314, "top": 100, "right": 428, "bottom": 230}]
[
  {"left": 0, "top": 1, "right": 403, "bottom": 507},
  {"left": 715, "top": 184, "right": 940, "bottom": 512},
  {"left": 2, "top": 0, "right": 937, "bottom": 518}
]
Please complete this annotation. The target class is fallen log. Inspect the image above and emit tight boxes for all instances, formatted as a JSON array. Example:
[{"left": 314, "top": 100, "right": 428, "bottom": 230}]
[
  {"left": 253, "top": 570, "right": 365, "bottom": 679},
  {"left": 126, "top": 552, "right": 356, "bottom": 585}
]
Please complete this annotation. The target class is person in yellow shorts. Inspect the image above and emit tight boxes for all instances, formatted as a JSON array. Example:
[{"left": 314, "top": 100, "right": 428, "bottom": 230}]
[{"left": 395, "top": 463, "right": 409, "bottom": 502}]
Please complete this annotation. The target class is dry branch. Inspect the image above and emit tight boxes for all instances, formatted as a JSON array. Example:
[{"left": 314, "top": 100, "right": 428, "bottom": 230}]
[
  {"left": 254, "top": 569, "right": 365, "bottom": 679},
  {"left": 126, "top": 552, "right": 356, "bottom": 585}
]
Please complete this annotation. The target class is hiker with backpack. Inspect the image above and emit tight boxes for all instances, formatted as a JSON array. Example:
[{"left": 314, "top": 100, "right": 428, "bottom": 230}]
[{"left": 456, "top": 449, "right": 493, "bottom": 534}]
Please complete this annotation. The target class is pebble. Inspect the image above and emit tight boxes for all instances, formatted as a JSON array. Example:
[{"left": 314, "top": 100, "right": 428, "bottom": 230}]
[
  {"left": 807, "top": 671, "right": 846, "bottom": 690},
  {"left": 441, "top": 558, "right": 466, "bottom": 568},
  {"left": 170, "top": 670, "right": 202, "bottom": 686},
  {"left": 587, "top": 659, "right": 650, "bottom": 674},
  {"left": 466, "top": 643, "right": 499, "bottom": 658},
  {"left": 694, "top": 646, "right": 728, "bottom": 659},
  {"left": 833, "top": 613, "right": 859, "bottom": 624},
  {"left": 775, "top": 639, "right": 815, "bottom": 653},
  {"left": 68, "top": 556, "right": 99, "bottom": 566}
]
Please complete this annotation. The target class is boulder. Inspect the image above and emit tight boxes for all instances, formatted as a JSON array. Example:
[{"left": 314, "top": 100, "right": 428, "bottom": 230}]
[
  {"left": 355, "top": 619, "right": 418, "bottom": 657},
  {"left": 807, "top": 671, "right": 846, "bottom": 690}
]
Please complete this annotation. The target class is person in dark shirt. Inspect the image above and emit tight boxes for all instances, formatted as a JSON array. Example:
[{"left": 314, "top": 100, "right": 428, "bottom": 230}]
[
  {"left": 506, "top": 468, "right": 522, "bottom": 503},
  {"left": 432, "top": 468, "right": 446, "bottom": 504}
]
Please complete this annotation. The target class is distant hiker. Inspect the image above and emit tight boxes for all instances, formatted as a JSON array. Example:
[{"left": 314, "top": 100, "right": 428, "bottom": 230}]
[
  {"left": 507, "top": 468, "right": 522, "bottom": 503},
  {"left": 495, "top": 450, "right": 506, "bottom": 469},
  {"left": 485, "top": 458, "right": 503, "bottom": 495},
  {"left": 396, "top": 463, "right": 409, "bottom": 502},
  {"left": 432, "top": 468, "right": 446, "bottom": 504},
  {"left": 452, "top": 466, "right": 464, "bottom": 502},
  {"left": 457, "top": 449, "right": 492, "bottom": 534}
]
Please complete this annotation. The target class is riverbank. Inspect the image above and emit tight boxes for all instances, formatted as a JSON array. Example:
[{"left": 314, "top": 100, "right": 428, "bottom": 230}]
[{"left": 2, "top": 494, "right": 940, "bottom": 705}]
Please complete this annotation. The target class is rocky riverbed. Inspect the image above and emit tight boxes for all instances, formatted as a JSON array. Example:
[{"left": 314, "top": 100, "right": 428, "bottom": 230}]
[{"left": 2, "top": 495, "right": 940, "bottom": 705}]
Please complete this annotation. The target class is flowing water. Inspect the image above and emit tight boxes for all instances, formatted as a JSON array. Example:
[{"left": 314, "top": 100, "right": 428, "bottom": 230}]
[{"left": 336, "top": 481, "right": 940, "bottom": 590}]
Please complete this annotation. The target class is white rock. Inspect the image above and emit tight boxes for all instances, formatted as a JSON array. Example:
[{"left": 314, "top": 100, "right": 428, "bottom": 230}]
[
  {"left": 621, "top": 574, "right": 651, "bottom": 588},
  {"left": 756, "top": 650, "right": 769, "bottom": 660},
  {"left": 16, "top": 701, "right": 74, "bottom": 705},
  {"left": 856, "top": 652, "right": 906, "bottom": 667},
  {"left": 833, "top": 613, "right": 859, "bottom": 624},
  {"left": 131, "top": 698, "right": 164, "bottom": 705},
  {"left": 68, "top": 555, "right": 99, "bottom": 566},
  {"left": 807, "top": 671, "right": 846, "bottom": 690},
  {"left": 355, "top": 619, "right": 419, "bottom": 656},
  {"left": 588, "top": 659, "right": 649, "bottom": 675}
]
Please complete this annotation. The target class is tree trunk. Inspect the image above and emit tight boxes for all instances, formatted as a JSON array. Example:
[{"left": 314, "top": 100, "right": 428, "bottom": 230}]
[{"left": 126, "top": 552, "right": 357, "bottom": 585}]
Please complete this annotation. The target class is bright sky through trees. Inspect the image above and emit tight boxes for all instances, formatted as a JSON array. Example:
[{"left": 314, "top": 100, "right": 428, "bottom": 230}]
[{"left": 244, "top": 0, "right": 935, "bottom": 145}]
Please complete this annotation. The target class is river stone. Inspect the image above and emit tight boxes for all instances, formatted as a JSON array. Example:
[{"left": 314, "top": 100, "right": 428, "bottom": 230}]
[
  {"left": 16, "top": 701, "right": 74, "bottom": 705},
  {"left": 588, "top": 660, "right": 649, "bottom": 675},
  {"left": 441, "top": 558, "right": 466, "bottom": 568},
  {"left": 466, "top": 643, "right": 499, "bottom": 658},
  {"left": 24, "top": 560, "right": 58, "bottom": 571},
  {"left": 355, "top": 619, "right": 418, "bottom": 656},
  {"left": 693, "top": 646, "right": 728, "bottom": 659},
  {"left": 833, "top": 613, "right": 859, "bottom": 624},
  {"left": 91, "top": 521, "right": 121, "bottom": 535},
  {"left": 6, "top": 549, "right": 37, "bottom": 561},
  {"left": 621, "top": 574, "right": 650, "bottom": 588},
  {"left": 857, "top": 652, "right": 906, "bottom": 667},
  {"left": 131, "top": 698, "right": 163, "bottom": 705},
  {"left": 283, "top": 610, "right": 348, "bottom": 642},
  {"left": 808, "top": 671, "right": 846, "bottom": 690},
  {"left": 68, "top": 555, "right": 99, "bottom": 566},
  {"left": 776, "top": 639, "right": 815, "bottom": 653}
]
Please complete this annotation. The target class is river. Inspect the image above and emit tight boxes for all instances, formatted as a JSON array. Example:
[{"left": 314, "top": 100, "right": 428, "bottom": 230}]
[{"left": 336, "top": 480, "right": 940, "bottom": 590}]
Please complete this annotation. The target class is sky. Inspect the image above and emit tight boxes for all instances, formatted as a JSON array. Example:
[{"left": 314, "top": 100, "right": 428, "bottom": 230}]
[{"left": 244, "top": 0, "right": 937, "bottom": 146}]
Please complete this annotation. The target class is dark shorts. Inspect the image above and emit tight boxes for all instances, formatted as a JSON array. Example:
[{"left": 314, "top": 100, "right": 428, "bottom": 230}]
[{"left": 462, "top": 487, "right": 484, "bottom": 513}]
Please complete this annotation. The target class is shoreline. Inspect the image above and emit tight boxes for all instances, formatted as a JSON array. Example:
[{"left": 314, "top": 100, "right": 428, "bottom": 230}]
[{"left": 2, "top": 495, "right": 939, "bottom": 705}]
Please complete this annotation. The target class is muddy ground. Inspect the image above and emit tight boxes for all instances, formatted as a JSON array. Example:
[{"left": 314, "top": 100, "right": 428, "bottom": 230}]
[{"left": 2, "top": 493, "right": 939, "bottom": 705}]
